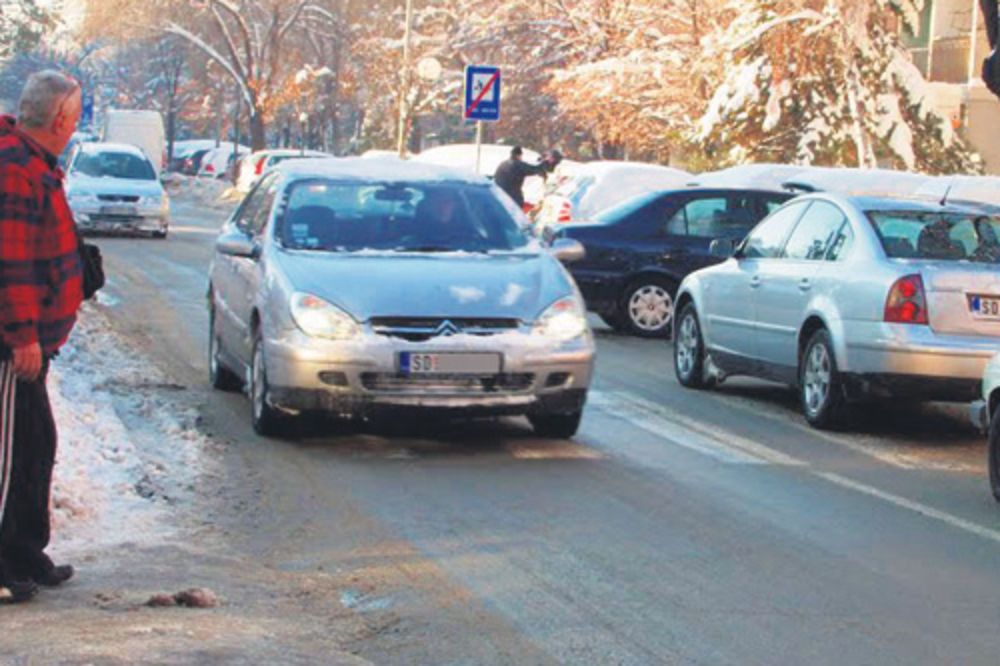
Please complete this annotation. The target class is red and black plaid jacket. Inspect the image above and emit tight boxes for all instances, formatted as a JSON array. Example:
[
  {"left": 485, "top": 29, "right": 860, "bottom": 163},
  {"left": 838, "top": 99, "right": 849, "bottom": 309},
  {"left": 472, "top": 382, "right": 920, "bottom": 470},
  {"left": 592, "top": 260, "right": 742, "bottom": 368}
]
[{"left": 0, "top": 115, "right": 82, "bottom": 358}]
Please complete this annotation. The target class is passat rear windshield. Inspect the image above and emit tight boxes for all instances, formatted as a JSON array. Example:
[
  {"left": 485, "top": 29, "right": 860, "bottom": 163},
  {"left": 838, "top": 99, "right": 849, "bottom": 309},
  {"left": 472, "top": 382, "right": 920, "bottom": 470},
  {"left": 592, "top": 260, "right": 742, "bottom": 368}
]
[
  {"left": 868, "top": 211, "right": 1000, "bottom": 263},
  {"left": 277, "top": 179, "right": 532, "bottom": 253}
]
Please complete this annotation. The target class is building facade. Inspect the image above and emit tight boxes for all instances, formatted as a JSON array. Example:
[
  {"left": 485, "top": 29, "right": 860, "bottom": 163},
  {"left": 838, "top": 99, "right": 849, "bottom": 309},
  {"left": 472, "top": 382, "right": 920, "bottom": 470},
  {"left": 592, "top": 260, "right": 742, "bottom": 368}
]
[{"left": 904, "top": 0, "right": 1000, "bottom": 173}]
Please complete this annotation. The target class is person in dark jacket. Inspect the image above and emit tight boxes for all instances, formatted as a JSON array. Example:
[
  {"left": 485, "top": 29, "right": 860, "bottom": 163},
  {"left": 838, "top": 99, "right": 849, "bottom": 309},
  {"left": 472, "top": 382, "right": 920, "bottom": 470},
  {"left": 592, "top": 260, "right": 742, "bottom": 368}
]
[
  {"left": 982, "top": 0, "right": 1000, "bottom": 97},
  {"left": 493, "top": 146, "right": 562, "bottom": 209},
  {"left": 0, "top": 70, "right": 84, "bottom": 603}
]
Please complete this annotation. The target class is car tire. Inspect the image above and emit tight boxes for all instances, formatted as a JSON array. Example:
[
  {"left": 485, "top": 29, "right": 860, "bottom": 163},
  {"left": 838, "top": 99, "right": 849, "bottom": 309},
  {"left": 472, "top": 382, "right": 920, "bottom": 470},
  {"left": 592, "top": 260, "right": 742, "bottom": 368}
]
[
  {"left": 674, "top": 303, "right": 714, "bottom": 389},
  {"left": 620, "top": 277, "right": 676, "bottom": 338},
  {"left": 529, "top": 410, "right": 583, "bottom": 439},
  {"left": 209, "top": 305, "right": 242, "bottom": 392},
  {"left": 151, "top": 228, "right": 168, "bottom": 239},
  {"left": 251, "top": 329, "right": 286, "bottom": 437},
  {"left": 989, "top": 403, "right": 1000, "bottom": 502},
  {"left": 799, "top": 329, "right": 847, "bottom": 429}
]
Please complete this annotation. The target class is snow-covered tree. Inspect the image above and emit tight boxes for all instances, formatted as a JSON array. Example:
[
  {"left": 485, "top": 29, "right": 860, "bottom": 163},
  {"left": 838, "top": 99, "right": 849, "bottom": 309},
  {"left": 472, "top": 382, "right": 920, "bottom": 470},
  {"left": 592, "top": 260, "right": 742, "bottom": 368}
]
[
  {"left": 82, "top": 0, "right": 342, "bottom": 150},
  {"left": 0, "top": 0, "right": 53, "bottom": 57},
  {"left": 695, "top": 0, "right": 982, "bottom": 173}
]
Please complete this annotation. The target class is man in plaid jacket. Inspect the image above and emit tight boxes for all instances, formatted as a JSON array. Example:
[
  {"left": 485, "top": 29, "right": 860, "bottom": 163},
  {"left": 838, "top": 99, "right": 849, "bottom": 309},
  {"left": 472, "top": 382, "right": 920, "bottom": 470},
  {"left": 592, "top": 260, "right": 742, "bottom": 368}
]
[{"left": 0, "top": 71, "right": 84, "bottom": 603}]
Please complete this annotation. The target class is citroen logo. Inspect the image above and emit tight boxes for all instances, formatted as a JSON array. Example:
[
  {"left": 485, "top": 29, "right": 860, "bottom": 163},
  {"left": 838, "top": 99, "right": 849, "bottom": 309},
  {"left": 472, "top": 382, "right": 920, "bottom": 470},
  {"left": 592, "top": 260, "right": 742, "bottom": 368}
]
[{"left": 434, "top": 320, "right": 460, "bottom": 337}]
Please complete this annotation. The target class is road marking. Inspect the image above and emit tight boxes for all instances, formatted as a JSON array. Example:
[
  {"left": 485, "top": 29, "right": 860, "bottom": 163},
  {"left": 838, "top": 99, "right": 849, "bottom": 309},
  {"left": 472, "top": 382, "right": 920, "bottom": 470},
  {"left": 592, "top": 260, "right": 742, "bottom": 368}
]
[
  {"left": 817, "top": 471, "right": 1000, "bottom": 545},
  {"left": 590, "top": 390, "right": 804, "bottom": 465}
]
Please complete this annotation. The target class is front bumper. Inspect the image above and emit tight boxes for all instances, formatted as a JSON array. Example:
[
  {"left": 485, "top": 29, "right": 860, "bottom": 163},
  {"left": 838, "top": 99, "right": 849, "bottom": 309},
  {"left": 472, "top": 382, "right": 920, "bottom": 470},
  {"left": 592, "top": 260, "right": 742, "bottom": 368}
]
[
  {"left": 73, "top": 205, "right": 168, "bottom": 234},
  {"left": 262, "top": 326, "right": 595, "bottom": 418}
]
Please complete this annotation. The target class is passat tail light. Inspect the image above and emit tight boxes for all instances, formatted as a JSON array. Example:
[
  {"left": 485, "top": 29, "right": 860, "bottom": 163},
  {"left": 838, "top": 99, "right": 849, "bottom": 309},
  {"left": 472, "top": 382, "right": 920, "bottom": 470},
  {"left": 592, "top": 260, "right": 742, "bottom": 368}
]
[
  {"left": 254, "top": 156, "right": 267, "bottom": 175},
  {"left": 558, "top": 201, "right": 572, "bottom": 223},
  {"left": 884, "top": 274, "right": 928, "bottom": 324}
]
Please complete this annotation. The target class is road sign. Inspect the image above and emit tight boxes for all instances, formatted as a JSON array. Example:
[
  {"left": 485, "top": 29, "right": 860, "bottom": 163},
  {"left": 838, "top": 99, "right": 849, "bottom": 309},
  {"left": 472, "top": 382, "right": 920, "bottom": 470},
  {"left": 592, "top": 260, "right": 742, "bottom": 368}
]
[
  {"left": 80, "top": 92, "right": 94, "bottom": 131},
  {"left": 464, "top": 65, "right": 500, "bottom": 122}
]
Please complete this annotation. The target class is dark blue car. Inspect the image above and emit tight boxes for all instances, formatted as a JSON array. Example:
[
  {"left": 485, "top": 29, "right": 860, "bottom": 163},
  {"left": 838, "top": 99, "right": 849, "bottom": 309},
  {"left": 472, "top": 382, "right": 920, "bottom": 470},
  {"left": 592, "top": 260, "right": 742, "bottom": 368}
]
[{"left": 553, "top": 187, "right": 793, "bottom": 337}]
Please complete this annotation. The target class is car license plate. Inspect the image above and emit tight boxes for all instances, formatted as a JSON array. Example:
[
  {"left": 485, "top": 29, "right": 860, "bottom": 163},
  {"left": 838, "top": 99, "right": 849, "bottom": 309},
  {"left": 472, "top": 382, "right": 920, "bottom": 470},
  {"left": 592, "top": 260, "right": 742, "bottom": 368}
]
[
  {"left": 100, "top": 205, "right": 137, "bottom": 217},
  {"left": 969, "top": 294, "right": 1000, "bottom": 319},
  {"left": 399, "top": 352, "right": 501, "bottom": 375}
]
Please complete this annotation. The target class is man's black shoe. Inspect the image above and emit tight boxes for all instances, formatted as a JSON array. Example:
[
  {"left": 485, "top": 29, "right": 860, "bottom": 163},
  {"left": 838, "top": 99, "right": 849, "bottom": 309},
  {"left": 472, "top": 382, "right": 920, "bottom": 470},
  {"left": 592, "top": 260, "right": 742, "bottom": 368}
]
[
  {"left": 34, "top": 564, "right": 73, "bottom": 587},
  {"left": 1, "top": 578, "right": 39, "bottom": 603}
]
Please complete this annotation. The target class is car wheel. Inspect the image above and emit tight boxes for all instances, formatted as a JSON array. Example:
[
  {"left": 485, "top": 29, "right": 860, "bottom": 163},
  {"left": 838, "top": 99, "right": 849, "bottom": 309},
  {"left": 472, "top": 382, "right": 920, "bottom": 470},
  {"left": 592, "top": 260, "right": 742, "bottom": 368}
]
[
  {"left": 529, "top": 410, "right": 583, "bottom": 439},
  {"left": 620, "top": 278, "right": 676, "bottom": 338},
  {"left": 151, "top": 228, "right": 168, "bottom": 239},
  {"left": 989, "top": 403, "right": 1000, "bottom": 502},
  {"left": 251, "top": 330, "right": 285, "bottom": 436},
  {"left": 799, "top": 329, "right": 846, "bottom": 429},
  {"left": 674, "top": 304, "right": 714, "bottom": 389},
  {"left": 208, "top": 306, "right": 242, "bottom": 391}
]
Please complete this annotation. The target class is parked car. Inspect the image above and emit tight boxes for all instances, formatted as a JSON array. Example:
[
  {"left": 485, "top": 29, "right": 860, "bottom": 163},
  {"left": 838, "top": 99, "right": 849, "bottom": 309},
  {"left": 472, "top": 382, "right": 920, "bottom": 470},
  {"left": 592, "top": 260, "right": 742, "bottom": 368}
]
[
  {"left": 207, "top": 158, "right": 594, "bottom": 438},
  {"left": 673, "top": 192, "right": 1000, "bottom": 428},
  {"left": 552, "top": 187, "right": 792, "bottom": 337},
  {"left": 65, "top": 142, "right": 170, "bottom": 238},
  {"left": 102, "top": 109, "right": 166, "bottom": 175},
  {"left": 971, "top": 354, "right": 1000, "bottom": 501},
  {"left": 168, "top": 139, "right": 218, "bottom": 172},
  {"left": 235, "top": 148, "right": 331, "bottom": 193},
  {"left": 179, "top": 148, "right": 212, "bottom": 175},
  {"left": 533, "top": 161, "right": 691, "bottom": 233},
  {"left": 198, "top": 143, "right": 250, "bottom": 179}
]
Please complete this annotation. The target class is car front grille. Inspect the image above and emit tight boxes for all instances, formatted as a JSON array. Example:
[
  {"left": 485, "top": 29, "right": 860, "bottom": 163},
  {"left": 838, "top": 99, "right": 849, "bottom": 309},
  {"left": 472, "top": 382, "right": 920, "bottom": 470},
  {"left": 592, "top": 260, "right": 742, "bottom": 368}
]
[
  {"left": 360, "top": 372, "right": 535, "bottom": 394},
  {"left": 370, "top": 317, "right": 520, "bottom": 342},
  {"left": 97, "top": 194, "right": 140, "bottom": 203}
]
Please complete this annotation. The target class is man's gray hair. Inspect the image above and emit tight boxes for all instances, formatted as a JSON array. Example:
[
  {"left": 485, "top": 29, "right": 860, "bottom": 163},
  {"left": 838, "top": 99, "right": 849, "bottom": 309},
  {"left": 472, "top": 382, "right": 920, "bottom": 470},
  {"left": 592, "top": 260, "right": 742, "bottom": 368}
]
[{"left": 18, "top": 70, "right": 79, "bottom": 129}]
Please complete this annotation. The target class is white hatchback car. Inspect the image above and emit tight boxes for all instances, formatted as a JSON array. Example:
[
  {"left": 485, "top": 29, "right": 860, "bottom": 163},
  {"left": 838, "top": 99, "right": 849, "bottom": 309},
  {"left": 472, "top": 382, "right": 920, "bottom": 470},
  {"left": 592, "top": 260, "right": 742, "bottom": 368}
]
[
  {"left": 674, "top": 192, "right": 1000, "bottom": 428},
  {"left": 65, "top": 142, "right": 170, "bottom": 237},
  {"left": 971, "top": 354, "right": 1000, "bottom": 501}
]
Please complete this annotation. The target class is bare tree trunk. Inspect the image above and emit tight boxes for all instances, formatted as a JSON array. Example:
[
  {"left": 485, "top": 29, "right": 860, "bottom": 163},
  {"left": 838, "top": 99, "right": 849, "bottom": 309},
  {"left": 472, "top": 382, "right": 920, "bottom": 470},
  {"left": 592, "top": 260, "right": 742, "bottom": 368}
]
[{"left": 250, "top": 109, "right": 266, "bottom": 151}]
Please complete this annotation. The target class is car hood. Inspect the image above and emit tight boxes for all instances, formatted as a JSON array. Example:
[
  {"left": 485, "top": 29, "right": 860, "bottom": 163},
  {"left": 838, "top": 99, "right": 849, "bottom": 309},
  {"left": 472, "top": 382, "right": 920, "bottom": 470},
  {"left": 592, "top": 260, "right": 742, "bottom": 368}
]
[
  {"left": 273, "top": 250, "right": 574, "bottom": 322},
  {"left": 66, "top": 173, "right": 163, "bottom": 197}
]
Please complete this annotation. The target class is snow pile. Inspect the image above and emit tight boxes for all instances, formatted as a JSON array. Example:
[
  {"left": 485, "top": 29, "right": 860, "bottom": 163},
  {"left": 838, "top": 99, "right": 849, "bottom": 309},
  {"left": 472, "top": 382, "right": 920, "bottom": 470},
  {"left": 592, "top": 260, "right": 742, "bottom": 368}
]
[
  {"left": 165, "top": 174, "right": 237, "bottom": 208},
  {"left": 47, "top": 304, "right": 219, "bottom": 552}
]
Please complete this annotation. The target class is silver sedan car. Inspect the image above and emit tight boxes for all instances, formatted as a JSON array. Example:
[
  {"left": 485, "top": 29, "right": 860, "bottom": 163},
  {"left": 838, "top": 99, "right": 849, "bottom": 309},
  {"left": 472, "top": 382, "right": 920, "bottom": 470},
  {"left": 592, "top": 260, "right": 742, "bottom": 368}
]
[
  {"left": 208, "top": 158, "right": 594, "bottom": 437},
  {"left": 673, "top": 192, "right": 1000, "bottom": 428}
]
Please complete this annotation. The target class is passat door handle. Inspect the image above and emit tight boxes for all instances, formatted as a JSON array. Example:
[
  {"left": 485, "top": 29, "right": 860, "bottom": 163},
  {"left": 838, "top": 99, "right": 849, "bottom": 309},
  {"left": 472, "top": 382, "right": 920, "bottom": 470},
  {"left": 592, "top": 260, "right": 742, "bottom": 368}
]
[
  {"left": 750, "top": 276, "right": 762, "bottom": 288},
  {"left": 798, "top": 278, "right": 811, "bottom": 291}
]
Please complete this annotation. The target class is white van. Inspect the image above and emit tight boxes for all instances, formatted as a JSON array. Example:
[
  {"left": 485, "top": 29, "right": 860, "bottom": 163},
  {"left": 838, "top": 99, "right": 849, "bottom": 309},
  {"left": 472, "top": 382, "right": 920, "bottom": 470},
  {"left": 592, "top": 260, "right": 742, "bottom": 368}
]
[{"left": 102, "top": 110, "right": 166, "bottom": 175}]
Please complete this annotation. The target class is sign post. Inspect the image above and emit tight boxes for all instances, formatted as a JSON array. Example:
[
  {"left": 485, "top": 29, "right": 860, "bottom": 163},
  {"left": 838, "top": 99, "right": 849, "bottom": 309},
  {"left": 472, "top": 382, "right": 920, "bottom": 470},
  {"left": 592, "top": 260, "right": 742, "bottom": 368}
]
[{"left": 464, "top": 65, "right": 501, "bottom": 174}]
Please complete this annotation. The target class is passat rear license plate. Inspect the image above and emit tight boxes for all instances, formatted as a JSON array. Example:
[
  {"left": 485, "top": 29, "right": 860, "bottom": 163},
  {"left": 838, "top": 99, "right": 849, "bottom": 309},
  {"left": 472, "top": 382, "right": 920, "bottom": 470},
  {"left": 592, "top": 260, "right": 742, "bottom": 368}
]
[
  {"left": 969, "top": 295, "right": 1000, "bottom": 319},
  {"left": 399, "top": 352, "right": 501, "bottom": 375}
]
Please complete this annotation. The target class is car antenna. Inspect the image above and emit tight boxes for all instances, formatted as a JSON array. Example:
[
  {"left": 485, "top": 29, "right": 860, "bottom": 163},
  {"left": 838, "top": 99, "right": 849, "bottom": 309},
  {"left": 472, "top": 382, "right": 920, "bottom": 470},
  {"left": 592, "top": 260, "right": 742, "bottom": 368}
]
[{"left": 940, "top": 180, "right": 954, "bottom": 206}]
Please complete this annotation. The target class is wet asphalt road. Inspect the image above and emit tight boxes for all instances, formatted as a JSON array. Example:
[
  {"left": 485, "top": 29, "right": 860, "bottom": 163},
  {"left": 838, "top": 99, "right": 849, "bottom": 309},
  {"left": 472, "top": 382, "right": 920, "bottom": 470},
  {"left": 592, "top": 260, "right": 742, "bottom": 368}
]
[{"left": 93, "top": 190, "right": 1000, "bottom": 665}]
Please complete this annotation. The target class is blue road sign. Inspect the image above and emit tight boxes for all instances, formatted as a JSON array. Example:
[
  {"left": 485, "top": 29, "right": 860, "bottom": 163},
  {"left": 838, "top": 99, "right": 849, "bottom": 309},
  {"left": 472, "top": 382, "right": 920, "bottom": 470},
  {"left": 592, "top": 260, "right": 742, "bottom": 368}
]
[
  {"left": 80, "top": 92, "right": 94, "bottom": 130},
  {"left": 464, "top": 65, "right": 500, "bottom": 122}
]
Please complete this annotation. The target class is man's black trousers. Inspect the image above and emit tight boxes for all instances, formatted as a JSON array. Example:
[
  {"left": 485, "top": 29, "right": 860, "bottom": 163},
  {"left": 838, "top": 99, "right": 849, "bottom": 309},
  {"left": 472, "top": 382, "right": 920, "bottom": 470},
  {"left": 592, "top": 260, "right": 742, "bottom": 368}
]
[{"left": 0, "top": 364, "right": 57, "bottom": 580}]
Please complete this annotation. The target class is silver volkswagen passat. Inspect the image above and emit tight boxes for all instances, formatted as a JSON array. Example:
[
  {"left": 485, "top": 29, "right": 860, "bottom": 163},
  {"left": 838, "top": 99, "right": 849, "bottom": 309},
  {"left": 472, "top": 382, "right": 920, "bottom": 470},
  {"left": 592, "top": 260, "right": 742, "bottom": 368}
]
[
  {"left": 673, "top": 192, "right": 1000, "bottom": 428},
  {"left": 208, "top": 158, "right": 594, "bottom": 437}
]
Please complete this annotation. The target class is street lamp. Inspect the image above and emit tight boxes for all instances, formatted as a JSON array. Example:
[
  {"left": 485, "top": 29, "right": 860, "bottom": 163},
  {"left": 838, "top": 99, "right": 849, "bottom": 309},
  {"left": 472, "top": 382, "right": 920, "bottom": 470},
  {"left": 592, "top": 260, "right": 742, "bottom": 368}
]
[{"left": 397, "top": 0, "right": 414, "bottom": 158}]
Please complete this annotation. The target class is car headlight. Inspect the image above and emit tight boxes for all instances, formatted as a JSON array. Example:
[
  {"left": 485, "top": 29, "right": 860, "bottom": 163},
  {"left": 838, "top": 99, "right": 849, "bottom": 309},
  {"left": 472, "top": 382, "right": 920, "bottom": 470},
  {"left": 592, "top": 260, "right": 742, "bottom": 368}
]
[
  {"left": 140, "top": 194, "right": 162, "bottom": 207},
  {"left": 290, "top": 292, "right": 360, "bottom": 339},
  {"left": 532, "top": 296, "right": 588, "bottom": 341}
]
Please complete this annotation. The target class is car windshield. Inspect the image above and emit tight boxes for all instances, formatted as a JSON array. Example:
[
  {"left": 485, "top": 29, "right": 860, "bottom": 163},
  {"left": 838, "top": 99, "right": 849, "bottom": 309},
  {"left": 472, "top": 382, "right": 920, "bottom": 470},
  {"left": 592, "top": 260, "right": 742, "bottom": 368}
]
[
  {"left": 73, "top": 151, "right": 156, "bottom": 180},
  {"left": 868, "top": 210, "right": 1000, "bottom": 263},
  {"left": 277, "top": 179, "right": 532, "bottom": 253}
]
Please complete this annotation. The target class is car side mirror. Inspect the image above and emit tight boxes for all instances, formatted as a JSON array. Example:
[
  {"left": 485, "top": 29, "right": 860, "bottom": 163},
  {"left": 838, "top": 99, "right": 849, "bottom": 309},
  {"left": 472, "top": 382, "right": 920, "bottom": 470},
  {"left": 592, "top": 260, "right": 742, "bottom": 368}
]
[
  {"left": 216, "top": 231, "right": 260, "bottom": 259},
  {"left": 550, "top": 238, "right": 585, "bottom": 263},
  {"left": 709, "top": 238, "right": 738, "bottom": 259}
]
